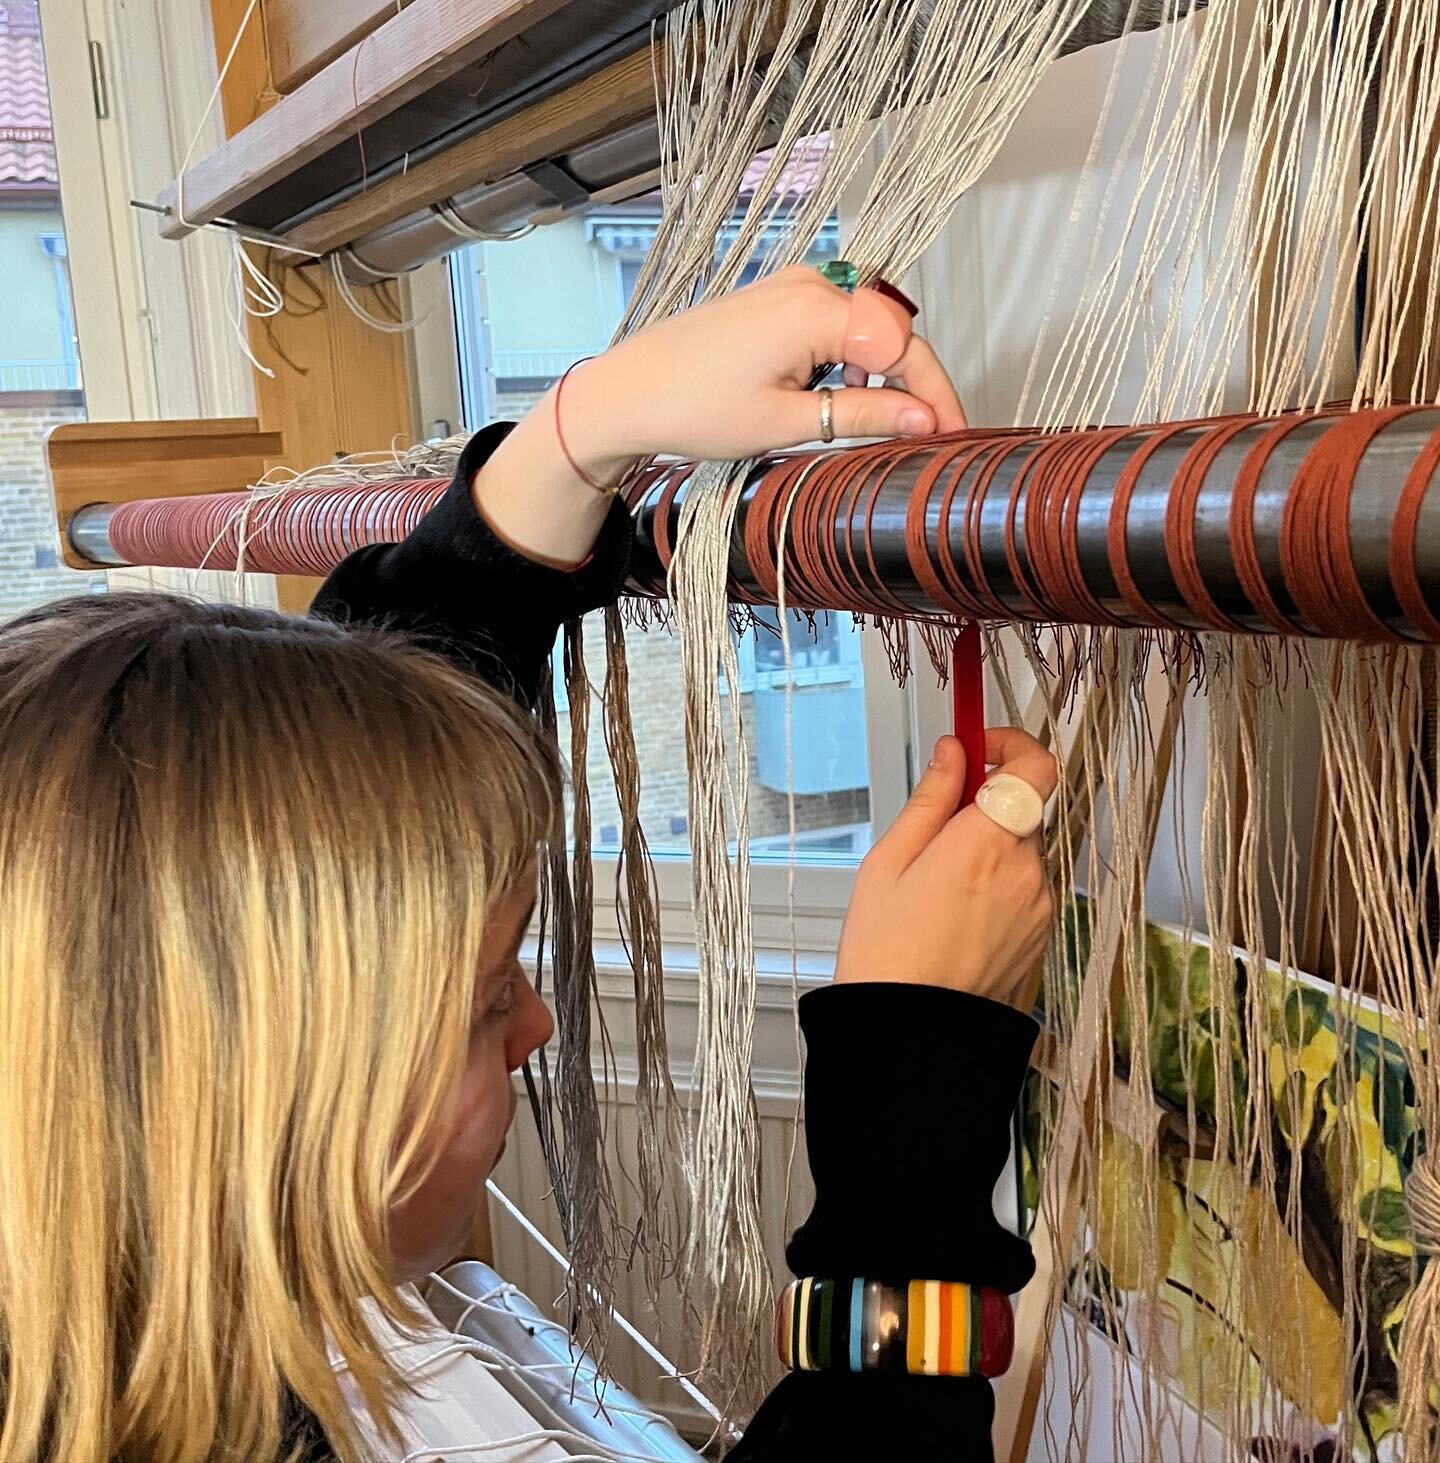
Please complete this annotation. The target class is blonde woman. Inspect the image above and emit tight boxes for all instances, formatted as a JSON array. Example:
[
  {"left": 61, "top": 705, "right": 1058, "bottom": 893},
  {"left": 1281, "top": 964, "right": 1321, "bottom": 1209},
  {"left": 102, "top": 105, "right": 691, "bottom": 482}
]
[{"left": 0, "top": 267, "right": 1054, "bottom": 1461}]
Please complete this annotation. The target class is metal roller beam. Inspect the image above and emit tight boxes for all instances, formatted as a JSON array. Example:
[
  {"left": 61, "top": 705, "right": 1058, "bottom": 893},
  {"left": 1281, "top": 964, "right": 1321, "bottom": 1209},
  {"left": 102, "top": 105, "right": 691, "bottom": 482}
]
[{"left": 69, "top": 409, "right": 1440, "bottom": 643}]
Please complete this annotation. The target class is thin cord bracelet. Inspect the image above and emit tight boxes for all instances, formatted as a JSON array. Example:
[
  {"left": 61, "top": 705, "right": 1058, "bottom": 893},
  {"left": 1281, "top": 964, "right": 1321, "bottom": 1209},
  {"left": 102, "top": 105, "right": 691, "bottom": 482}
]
[{"left": 554, "top": 358, "right": 624, "bottom": 497}]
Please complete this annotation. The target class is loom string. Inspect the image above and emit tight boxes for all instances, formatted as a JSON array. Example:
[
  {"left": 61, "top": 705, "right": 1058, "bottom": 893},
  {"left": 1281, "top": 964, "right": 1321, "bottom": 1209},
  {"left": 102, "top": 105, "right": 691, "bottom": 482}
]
[{"left": 119, "top": 0, "right": 1440, "bottom": 1443}]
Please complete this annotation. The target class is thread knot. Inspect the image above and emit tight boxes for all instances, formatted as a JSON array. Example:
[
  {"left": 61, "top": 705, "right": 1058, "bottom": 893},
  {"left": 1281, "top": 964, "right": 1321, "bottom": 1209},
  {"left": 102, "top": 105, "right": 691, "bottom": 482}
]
[{"left": 1405, "top": 1156, "right": 1440, "bottom": 1257}]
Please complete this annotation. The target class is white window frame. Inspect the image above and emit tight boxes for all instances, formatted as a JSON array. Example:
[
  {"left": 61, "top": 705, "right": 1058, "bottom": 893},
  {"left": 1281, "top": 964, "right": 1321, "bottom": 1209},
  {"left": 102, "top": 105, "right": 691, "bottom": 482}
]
[
  {"left": 37, "top": 0, "right": 155, "bottom": 420},
  {"left": 40, "top": 0, "right": 259, "bottom": 423}
]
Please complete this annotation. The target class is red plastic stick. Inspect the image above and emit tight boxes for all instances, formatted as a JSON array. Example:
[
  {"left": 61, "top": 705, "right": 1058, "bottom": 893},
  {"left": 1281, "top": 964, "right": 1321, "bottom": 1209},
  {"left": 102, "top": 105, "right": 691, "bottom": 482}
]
[{"left": 951, "top": 622, "right": 986, "bottom": 806}]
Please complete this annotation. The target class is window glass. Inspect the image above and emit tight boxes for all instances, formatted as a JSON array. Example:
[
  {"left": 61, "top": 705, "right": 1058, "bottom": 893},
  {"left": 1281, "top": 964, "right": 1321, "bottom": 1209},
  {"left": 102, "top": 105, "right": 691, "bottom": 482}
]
[
  {"left": 453, "top": 149, "right": 873, "bottom": 862},
  {"left": 0, "top": 1, "right": 101, "bottom": 618}
]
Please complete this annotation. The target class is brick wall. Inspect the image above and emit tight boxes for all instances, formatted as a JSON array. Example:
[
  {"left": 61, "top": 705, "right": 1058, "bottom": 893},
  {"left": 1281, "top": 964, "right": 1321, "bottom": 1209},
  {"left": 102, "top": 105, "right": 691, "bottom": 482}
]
[
  {"left": 0, "top": 395, "right": 103, "bottom": 619},
  {"left": 557, "top": 614, "right": 871, "bottom": 854},
  {"left": 493, "top": 386, "right": 550, "bottom": 420}
]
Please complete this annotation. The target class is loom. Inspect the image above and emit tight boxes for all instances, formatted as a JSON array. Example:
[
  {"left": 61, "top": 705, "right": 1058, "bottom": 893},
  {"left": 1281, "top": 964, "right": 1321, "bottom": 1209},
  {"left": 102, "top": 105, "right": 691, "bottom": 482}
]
[
  {"left": 51, "top": 0, "right": 1440, "bottom": 1459},
  {"left": 65, "top": 409, "right": 1440, "bottom": 638}
]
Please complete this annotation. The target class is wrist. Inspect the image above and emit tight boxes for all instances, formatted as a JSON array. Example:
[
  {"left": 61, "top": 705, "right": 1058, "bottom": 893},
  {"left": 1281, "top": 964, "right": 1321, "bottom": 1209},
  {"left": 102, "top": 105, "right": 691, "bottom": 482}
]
[{"left": 553, "top": 354, "right": 641, "bottom": 488}]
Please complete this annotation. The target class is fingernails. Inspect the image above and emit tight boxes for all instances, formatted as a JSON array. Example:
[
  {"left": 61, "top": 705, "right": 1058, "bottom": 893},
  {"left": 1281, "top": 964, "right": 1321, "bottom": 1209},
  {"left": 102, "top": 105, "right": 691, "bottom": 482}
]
[
  {"left": 928, "top": 736, "right": 952, "bottom": 770},
  {"left": 899, "top": 409, "right": 932, "bottom": 437}
]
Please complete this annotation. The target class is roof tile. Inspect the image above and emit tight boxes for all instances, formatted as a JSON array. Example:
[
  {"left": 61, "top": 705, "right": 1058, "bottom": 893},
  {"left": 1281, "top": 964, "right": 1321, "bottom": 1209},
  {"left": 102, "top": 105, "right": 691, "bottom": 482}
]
[{"left": 0, "top": 1, "right": 56, "bottom": 189}]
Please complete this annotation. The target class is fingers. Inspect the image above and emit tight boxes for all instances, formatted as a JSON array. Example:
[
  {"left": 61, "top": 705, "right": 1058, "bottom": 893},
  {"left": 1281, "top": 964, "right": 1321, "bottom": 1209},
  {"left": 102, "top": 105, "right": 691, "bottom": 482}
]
[
  {"left": 843, "top": 288, "right": 915, "bottom": 376},
  {"left": 866, "top": 735, "right": 968, "bottom": 874},
  {"left": 822, "top": 384, "right": 939, "bottom": 441},
  {"left": 839, "top": 337, "right": 966, "bottom": 432},
  {"left": 983, "top": 725, "right": 1059, "bottom": 800},
  {"left": 930, "top": 726, "right": 1055, "bottom": 858},
  {"left": 884, "top": 335, "right": 967, "bottom": 433}
]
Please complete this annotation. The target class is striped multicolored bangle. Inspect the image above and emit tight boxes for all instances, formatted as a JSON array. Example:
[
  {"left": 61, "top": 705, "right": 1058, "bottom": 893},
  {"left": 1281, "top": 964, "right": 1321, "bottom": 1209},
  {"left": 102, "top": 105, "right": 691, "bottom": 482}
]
[{"left": 775, "top": 1278, "right": 1014, "bottom": 1379}]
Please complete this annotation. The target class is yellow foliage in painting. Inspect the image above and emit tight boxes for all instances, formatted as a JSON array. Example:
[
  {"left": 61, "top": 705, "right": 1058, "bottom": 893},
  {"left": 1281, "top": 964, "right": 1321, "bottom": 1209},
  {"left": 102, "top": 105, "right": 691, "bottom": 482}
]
[
  {"left": 1094, "top": 1125, "right": 1176, "bottom": 1291},
  {"left": 1269, "top": 1023, "right": 1339, "bottom": 1148},
  {"left": 1237, "top": 1189, "right": 1343, "bottom": 1424}
]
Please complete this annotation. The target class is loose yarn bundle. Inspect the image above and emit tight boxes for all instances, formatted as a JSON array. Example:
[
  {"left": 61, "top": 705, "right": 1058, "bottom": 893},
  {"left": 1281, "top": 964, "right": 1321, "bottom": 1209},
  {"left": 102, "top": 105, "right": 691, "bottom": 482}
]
[{"left": 572, "top": 2, "right": 1440, "bottom": 1456}]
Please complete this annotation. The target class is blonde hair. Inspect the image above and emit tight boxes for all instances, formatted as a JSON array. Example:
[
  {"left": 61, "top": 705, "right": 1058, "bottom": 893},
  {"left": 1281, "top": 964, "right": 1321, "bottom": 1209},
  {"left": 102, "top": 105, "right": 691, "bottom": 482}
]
[{"left": 0, "top": 593, "right": 558, "bottom": 1462}]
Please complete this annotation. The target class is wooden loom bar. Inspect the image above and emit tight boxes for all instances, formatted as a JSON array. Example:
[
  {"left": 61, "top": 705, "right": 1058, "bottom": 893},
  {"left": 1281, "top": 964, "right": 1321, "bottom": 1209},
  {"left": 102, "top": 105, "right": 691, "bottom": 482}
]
[
  {"left": 172, "top": 1, "right": 1196, "bottom": 264},
  {"left": 283, "top": 43, "right": 661, "bottom": 258},
  {"left": 157, "top": 0, "right": 571, "bottom": 240},
  {"left": 282, "top": 3, "right": 808, "bottom": 259}
]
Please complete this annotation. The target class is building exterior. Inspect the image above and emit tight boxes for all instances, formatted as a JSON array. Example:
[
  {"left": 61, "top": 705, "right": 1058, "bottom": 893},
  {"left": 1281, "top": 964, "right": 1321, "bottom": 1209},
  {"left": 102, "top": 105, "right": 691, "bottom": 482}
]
[{"left": 0, "top": 0, "right": 99, "bottom": 617}]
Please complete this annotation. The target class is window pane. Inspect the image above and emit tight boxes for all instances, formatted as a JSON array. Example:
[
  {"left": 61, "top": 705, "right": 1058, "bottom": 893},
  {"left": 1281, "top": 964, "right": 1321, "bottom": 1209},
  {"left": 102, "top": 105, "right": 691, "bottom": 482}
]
[
  {"left": 554, "top": 612, "right": 873, "bottom": 866},
  {"left": 0, "top": 1, "right": 101, "bottom": 618},
  {"left": 453, "top": 150, "right": 871, "bottom": 862}
]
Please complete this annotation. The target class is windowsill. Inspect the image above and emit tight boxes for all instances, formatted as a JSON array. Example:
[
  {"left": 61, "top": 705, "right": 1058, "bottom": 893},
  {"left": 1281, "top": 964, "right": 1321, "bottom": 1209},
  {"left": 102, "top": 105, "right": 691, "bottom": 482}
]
[
  {"left": 520, "top": 933, "right": 827, "bottom": 1104},
  {"left": 0, "top": 387, "right": 84, "bottom": 408},
  {"left": 520, "top": 934, "right": 835, "bottom": 991}
]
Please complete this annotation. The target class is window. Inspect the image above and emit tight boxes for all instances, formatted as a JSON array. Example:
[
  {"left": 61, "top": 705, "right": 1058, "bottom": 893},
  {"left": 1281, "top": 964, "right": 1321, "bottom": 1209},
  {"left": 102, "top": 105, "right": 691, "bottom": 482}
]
[
  {"left": 36, "top": 231, "right": 79, "bottom": 388},
  {"left": 450, "top": 159, "right": 911, "bottom": 873},
  {"left": 0, "top": 0, "right": 103, "bottom": 617}
]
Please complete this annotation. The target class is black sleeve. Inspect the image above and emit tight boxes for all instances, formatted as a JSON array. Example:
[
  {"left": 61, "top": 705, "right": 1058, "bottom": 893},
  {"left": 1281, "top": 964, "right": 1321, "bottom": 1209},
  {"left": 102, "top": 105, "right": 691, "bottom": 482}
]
[
  {"left": 310, "top": 423, "right": 634, "bottom": 702},
  {"left": 727, "top": 982, "right": 1039, "bottom": 1463}
]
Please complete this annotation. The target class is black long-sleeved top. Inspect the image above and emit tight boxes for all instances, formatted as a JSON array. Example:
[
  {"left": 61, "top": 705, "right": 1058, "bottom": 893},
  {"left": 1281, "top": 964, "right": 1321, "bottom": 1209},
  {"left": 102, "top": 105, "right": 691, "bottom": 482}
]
[{"left": 314, "top": 424, "right": 1039, "bottom": 1461}]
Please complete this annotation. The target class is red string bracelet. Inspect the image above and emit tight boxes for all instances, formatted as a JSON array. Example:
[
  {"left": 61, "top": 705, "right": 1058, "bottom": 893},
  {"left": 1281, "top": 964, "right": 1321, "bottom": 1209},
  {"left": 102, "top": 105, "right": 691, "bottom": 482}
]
[{"left": 554, "top": 358, "right": 622, "bottom": 496}]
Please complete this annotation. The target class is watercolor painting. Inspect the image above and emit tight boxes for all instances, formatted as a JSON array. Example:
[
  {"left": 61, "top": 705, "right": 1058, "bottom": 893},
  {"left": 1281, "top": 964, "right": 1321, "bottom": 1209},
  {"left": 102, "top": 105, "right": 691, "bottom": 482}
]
[{"left": 1022, "top": 900, "right": 1429, "bottom": 1458}]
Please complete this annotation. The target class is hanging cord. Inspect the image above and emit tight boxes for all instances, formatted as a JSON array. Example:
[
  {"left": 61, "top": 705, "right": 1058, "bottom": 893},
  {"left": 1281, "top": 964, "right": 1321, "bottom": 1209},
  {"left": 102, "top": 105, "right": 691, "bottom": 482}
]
[
  {"left": 327, "top": 253, "right": 436, "bottom": 334},
  {"left": 485, "top": 1182, "right": 733, "bottom": 1439}
]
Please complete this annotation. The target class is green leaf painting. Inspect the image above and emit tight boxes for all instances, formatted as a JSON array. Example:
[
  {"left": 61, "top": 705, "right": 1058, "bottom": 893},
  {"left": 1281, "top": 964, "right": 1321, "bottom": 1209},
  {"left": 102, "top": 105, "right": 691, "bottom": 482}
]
[{"left": 1025, "top": 896, "right": 1430, "bottom": 1456}]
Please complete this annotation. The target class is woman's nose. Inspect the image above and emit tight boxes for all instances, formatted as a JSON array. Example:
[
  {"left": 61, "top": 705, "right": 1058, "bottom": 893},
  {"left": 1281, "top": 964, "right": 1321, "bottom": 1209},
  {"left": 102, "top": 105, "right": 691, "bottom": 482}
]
[{"left": 506, "top": 981, "right": 554, "bottom": 1071}]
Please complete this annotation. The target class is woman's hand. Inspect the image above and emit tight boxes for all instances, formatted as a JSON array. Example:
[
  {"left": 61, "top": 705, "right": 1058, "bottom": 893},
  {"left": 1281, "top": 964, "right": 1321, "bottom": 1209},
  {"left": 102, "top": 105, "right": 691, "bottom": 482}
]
[
  {"left": 561, "top": 264, "right": 966, "bottom": 472},
  {"left": 474, "top": 265, "right": 965, "bottom": 564},
  {"left": 835, "top": 728, "right": 1058, "bottom": 1007}
]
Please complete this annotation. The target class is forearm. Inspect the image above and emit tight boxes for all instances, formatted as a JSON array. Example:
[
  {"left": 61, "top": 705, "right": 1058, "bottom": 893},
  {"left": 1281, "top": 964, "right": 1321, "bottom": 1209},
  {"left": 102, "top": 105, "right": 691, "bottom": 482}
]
[
  {"left": 725, "top": 983, "right": 1037, "bottom": 1461},
  {"left": 473, "top": 359, "right": 641, "bottom": 566},
  {"left": 787, "top": 982, "right": 1037, "bottom": 1285},
  {"left": 311, "top": 423, "right": 634, "bottom": 701},
  {"left": 472, "top": 390, "right": 620, "bottom": 567}
]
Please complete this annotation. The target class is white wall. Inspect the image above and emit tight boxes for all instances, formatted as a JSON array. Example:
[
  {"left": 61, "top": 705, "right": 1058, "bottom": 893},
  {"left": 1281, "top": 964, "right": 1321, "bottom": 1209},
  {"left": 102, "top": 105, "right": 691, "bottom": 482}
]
[
  {"left": 481, "top": 218, "right": 625, "bottom": 363},
  {"left": 0, "top": 204, "right": 70, "bottom": 362}
]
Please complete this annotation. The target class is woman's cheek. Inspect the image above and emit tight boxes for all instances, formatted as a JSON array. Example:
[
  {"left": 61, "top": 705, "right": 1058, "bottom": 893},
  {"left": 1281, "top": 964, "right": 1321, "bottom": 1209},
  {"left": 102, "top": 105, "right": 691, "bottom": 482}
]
[{"left": 388, "top": 1031, "right": 517, "bottom": 1279}]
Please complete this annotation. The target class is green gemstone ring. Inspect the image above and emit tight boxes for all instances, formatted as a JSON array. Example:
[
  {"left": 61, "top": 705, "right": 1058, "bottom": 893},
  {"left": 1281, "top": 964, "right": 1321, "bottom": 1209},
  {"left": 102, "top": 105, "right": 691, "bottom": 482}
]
[{"left": 817, "top": 259, "right": 860, "bottom": 292}]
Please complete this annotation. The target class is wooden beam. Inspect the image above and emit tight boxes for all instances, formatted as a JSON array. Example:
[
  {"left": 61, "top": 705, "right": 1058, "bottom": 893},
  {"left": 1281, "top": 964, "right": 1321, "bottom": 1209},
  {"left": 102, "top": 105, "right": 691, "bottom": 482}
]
[
  {"left": 208, "top": 0, "right": 419, "bottom": 616},
  {"left": 158, "top": 0, "right": 571, "bottom": 239},
  {"left": 266, "top": 0, "right": 414, "bottom": 94},
  {"left": 284, "top": 42, "right": 660, "bottom": 257},
  {"left": 283, "top": 2, "right": 814, "bottom": 256},
  {"left": 47, "top": 419, "right": 285, "bottom": 571}
]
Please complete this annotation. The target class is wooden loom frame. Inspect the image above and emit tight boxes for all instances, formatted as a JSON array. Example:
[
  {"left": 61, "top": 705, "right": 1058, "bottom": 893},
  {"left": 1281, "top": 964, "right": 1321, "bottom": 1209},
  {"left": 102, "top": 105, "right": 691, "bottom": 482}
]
[{"left": 58, "top": 2, "right": 1418, "bottom": 1457}]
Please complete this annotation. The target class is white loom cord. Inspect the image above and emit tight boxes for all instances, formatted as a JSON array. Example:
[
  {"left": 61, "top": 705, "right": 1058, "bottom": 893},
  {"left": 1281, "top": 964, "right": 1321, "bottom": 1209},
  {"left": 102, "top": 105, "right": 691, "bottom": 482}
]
[
  {"left": 770, "top": 452, "right": 836, "bottom": 1235},
  {"left": 328, "top": 252, "right": 438, "bottom": 334},
  {"left": 176, "top": 0, "right": 291, "bottom": 377},
  {"left": 413, "top": 1283, "right": 682, "bottom": 1429},
  {"left": 431, "top": 201, "right": 537, "bottom": 244},
  {"left": 174, "top": 0, "right": 258, "bottom": 232},
  {"left": 225, "top": 233, "right": 281, "bottom": 380},
  {"left": 484, "top": 1180, "right": 733, "bottom": 1438},
  {"left": 399, "top": 1436, "right": 663, "bottom": 1463},
  {"left": 334, "top": 1271, "right": 699, "bottom": 1463}
]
